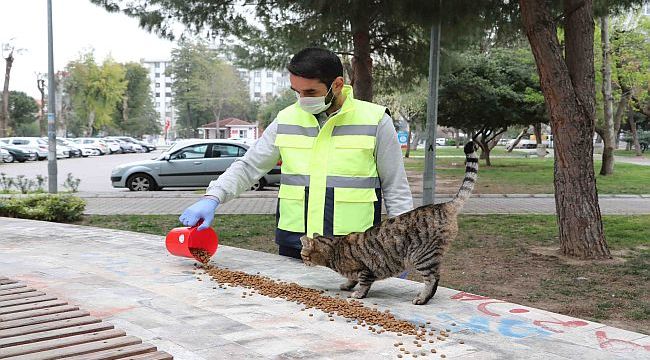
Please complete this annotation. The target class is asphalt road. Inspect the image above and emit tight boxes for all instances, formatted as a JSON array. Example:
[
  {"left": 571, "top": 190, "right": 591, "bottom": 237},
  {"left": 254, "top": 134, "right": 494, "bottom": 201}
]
[{"left": 0, "top": 151, "right": 167, "bottom": 192}]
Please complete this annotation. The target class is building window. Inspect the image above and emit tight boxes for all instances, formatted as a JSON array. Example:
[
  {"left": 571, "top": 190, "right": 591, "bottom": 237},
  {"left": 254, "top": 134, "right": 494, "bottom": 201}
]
[
  {"left": 155, "top": 73, "right": 161, "bottom": 78},
  {"left": 254, "top": 70, "right": 261, "bottom": 78},
  {"left": 254, "top": 92, "right": 261, "bottom": 98},
  {"left": 165, "top": 111, "right": 172, "bottom": 117},
  {"left": 644, "top": 3, "right": 650, "bottom": 15},
  {"left": 155, "top": 83, "right": 160, "bottom": 88},
  {"left": 165, "top": 82, "right": 172, "bottom": 88},
  {"left": 155, "top": 92, "right": 160, "bottom": 97},
  {"left": 165, "top": 92, "right": 172, "bottom": 97},
  {"left": 155, "top": 102, "right": 160, "bottom": 108},
  {"left": 155, "top": 62, "right": 160, "bottom": 68},
  {"left": 266, "top": 71, "right": 273, "bottom": 78}
]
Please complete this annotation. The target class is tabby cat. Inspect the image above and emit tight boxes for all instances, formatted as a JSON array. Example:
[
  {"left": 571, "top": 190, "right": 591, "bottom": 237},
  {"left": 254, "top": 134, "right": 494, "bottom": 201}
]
[{"left": 300, "top": 141, "right": 478, "bottom": 305}]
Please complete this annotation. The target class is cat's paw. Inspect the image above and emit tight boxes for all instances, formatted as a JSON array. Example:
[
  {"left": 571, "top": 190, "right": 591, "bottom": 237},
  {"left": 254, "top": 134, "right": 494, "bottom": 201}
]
[
  {"left": 351, "top": 290, "right": 367, "bottom": 299},
  {"left": 339, "top": 281, "right": 357, "bottom": 291},
  {"left": 412, "top": 296, "right": 430, "bottom": 305}
]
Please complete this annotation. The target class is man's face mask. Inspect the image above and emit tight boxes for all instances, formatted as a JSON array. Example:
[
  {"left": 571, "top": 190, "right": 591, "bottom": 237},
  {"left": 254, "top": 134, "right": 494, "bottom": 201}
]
[{"left": 297, "top": 83, "right": 334, "bottom": 114}]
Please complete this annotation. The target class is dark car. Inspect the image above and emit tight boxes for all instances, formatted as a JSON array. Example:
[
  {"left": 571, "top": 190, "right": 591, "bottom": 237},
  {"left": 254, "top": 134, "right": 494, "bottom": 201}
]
[{"left": 0, "top": 145, "right": 38, "bottom": 163}]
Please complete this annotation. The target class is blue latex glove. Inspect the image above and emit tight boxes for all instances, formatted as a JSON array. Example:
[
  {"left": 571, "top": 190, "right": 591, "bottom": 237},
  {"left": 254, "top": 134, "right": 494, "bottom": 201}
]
[{"left": 179, "top": 198, "right": 219, "bottom": 230}]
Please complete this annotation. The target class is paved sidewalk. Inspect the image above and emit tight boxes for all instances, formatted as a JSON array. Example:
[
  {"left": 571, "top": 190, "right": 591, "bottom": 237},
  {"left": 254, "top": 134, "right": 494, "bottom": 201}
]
[
  {"left": 1, "top": 217, "right": 648, "bottom": 359},
  {"left": 72, "top": 192, "right": 650, "bottom": 215}
]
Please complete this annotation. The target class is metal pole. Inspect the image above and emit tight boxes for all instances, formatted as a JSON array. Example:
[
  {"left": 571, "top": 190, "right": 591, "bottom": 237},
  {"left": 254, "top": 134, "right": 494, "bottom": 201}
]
[
  {"left": 422, "top": 0, "right": 441, "bottom": 205},
  {"left": 47, "top": 0, "right": 57, "bottom": 193}
]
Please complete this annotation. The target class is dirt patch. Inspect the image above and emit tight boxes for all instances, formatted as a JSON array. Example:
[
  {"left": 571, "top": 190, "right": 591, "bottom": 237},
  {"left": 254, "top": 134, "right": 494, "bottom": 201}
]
[{"left": 528, "top": 246, "right": 627, "bottom": 266}]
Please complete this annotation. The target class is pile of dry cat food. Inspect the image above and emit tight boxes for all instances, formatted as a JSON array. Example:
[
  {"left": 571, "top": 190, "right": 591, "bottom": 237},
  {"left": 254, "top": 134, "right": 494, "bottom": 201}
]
[
  {"left": 189, "top": 250, "right": 457, "bottom": 357},
  {"left": 189, "top": 247, "right": 213, "bottom": 264}
]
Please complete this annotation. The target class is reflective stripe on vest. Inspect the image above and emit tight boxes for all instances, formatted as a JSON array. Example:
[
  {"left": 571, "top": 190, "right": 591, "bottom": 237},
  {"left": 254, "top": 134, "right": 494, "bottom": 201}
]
[{"left": 274, "top": 85, "right": 386, "bottom": 238}]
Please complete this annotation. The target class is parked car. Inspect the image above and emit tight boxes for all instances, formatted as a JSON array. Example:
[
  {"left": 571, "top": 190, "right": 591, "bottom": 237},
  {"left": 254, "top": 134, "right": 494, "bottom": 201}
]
[
  {"left": 73, "top": 138, "right": 109, "bottom": 155},
  {"left": 56, "top": 138, "right": 82, "bottom": 157},
  {"left": 102, "top": 138, "right": 123, "bottom": 154},
  {"left": 0, "top": 137, "right": 48, "bottom": 160},
  {"left": 69, "top": 139, "right": 102, "bottom": 156},
  {"left": 1, "top": 147, "right": 11, "bottom": 162},
  {"left": 111, "top": 139, "right": 280, "bottom": 191},
  {"left": 112, "top": 136, "right": 151, "bottom": 152},
  {"left": 0, "top": 144, "right": 38, "bottom": 163}
]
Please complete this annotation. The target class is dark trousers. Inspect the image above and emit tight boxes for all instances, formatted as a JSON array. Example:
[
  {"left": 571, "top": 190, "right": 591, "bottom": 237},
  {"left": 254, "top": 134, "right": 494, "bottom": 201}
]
[{"left": 278, "top": 246, "right": 302, "bottom": 259}]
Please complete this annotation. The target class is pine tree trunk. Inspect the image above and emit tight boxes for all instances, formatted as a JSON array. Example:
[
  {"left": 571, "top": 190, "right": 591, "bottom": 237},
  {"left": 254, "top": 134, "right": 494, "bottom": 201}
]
[
  {"left": 1, "top": 50, "right": 13, "bottom": 137},
  {"left": 599, "top": 15, "right": 615, "bottom": 176},
  {"left": 520, "top": 0, "right": 610, "bottom": 259},
  {"left": 350, "top": 1, "right": 373, "bottom": 101}
]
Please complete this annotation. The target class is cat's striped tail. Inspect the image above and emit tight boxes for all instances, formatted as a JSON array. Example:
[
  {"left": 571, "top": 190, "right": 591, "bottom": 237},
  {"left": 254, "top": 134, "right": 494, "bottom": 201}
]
[{"left": 450, "top": 141, "right": 478, "bottom": 211}]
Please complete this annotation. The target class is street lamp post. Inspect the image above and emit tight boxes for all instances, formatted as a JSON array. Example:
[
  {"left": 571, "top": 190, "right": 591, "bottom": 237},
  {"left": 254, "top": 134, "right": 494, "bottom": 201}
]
[{"left": 47, "top": 0, "right": 57, "bottom": 193}]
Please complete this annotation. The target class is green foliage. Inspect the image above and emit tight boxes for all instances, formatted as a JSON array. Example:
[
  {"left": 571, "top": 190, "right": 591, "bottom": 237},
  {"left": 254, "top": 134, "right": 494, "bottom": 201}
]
[
  {"left": 13, "top": 175, "right": 35, "bottom": 194},
  {"left": 0, "top": 91, "right": 39, "bottom": 136},
  {"left": 170, "top": 40, "right": 252, "bottom": 137},
  {"left": 64, "top": 52, "right": 128, "bottom": 136},
  {"left": 257, "top": 89, "right": 296, "bottom": 129},
  {"left": 0, "top": 173, "right": 14, "bottom": 192},
  {"left": 109, "top": 62, "right": 161, "bottom": 137},
  {"left": 0, "top": 195, "right": 86, "bottom": 222}
]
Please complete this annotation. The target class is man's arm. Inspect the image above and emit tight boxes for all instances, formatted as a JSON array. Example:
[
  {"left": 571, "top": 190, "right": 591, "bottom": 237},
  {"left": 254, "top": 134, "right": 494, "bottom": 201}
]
[
  {"left": 375, "top": 113, "right": 413, "bottom": 217},
  {"left": 205, "top": 120, "right": 281, "bottom": 203}
]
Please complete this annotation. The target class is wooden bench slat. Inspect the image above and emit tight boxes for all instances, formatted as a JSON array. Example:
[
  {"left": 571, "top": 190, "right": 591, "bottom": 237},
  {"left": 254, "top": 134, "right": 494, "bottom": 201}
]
[
  {"left": 62, "top": 343, "right": 159, "bottom": 360},
  {"left": 0, "top": 328, "right": 126, "bottom": 358},
  {"left": 0, "top": 288, "right": 35, "bottom": 297},
  {"left": 0, "top": 296, "right": 58, "bottom": 309},
  {"left": 0, "top": 322, "right": 114, "bottom": 348},
  {"left": 119, "top": 351, "right": 174, "bottom": 360},
  {"left": 0, "top": 284, "right": 26, "bottom": 291},
  {"left": 0, "top": 316, "right": 101, "bottom": 339},
  {"left": 0, "top": 300, "right": 68, "bottom": 316},
  {"left": 0, "top": 305, "right": 79, "bottom": 322},
  {"left": 4, "top": 335, "right": 142, "bottom": 360},
  {"left": 0, "top": 311, "right": 90, "bottom": 330},
  {"left": 0, "top": 292, "right": 45, "bottom": 303}
]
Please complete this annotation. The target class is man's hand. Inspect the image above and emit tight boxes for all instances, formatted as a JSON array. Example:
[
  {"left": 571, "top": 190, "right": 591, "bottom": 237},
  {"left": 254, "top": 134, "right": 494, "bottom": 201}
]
[{"left": 179, "top": 198, "right": 219, "bottom": 231}]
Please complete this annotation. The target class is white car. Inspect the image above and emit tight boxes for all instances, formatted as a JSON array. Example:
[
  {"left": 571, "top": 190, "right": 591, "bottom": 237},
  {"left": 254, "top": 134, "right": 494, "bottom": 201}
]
[
  {"left": 102, "top": 138, "right": 123, "bottom": 154},
  {"left": 73, "top": 138, "right": 109, "bottom": 155},
  {"left": 69, "top": 139, "right": 102, "bottom": 156},
  {"left": 0, "top": 137, "right": 48, "bottom": 160},
  {"left": 0, "top": 148, "right": 10, "bottom": 162},
  {"left": 435, "top": 138, "right": 446, "bottom": 146}
]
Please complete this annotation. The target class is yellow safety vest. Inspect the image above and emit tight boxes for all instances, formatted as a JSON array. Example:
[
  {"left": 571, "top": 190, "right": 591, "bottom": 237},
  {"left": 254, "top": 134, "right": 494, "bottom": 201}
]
[{"left": 274, "top": 85, "right": 386, "bottom": 248}]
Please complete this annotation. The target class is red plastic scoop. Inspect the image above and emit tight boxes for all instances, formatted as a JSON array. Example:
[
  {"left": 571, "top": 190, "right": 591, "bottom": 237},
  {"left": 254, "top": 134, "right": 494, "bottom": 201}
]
[{"left": 165, "top": 223, "right": 218, "bottom": 261}]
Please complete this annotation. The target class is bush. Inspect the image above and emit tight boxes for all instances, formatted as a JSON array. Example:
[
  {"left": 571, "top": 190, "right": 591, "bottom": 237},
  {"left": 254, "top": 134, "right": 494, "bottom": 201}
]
[
  {"left": 0, "top": 194, "right": 86, "bottom": 222},
  {"left": 63, "top": 173, "right": 81, "bottom": 192}
]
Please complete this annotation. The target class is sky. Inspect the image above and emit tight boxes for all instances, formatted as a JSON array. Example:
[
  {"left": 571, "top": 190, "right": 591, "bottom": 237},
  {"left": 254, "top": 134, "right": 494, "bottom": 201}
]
[{"left": 0, "top": 0, "right": 177, "bottom": 99}]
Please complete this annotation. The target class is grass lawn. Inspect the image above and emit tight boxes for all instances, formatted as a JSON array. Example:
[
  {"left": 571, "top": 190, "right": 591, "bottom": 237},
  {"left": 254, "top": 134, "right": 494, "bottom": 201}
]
[
  {"left": 403, "top": 155, "right": 650, "bottom": 194},
  {"left": 614, "top": 149, "right": 650, "bottom": 158},
  {"left": 78, "top": 213, "right": 649, "bottom": 335}
]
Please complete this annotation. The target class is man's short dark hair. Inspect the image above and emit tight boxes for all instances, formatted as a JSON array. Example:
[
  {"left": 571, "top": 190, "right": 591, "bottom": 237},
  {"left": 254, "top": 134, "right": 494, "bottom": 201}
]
[{"left": 287, "top": 48, "right": 343, "bottom": 87}]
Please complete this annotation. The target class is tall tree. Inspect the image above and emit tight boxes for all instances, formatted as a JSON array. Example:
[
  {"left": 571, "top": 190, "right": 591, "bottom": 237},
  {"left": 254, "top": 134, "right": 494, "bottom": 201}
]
[
  {"left": 89, "top": 0, "right": 523, "bottom": 101},
  {"left": 4, "top": 91, "right": 38, "bottom": 136},
  {"left": 519, "top": 0, "right": 611, "bottom": 259},
  {"left": 257, "top": 89, "right": 296, "bottom": 130},
  {"left": 598, "top": 14, "right": 616, "bottom": 175},
  {"left": 111, "top": 62, "right": 160, "bottom": 137},
  {"left": 65, "top": 52, "right": 127, "bottom": 136},
  {"left": 170, "top": 41, "right": 250, "bottom": 138},
  {"left": 1, "top": 46, "right": 14, "bottom": 137},
  {"left": 437, "top": 48, "right": 546, "bottom": 165}
]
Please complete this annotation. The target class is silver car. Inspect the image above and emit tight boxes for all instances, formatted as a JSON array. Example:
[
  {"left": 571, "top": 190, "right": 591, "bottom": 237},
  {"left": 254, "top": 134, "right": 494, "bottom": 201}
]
[{"left": 111, "top": 139, "right": 280, "bottom": 191}]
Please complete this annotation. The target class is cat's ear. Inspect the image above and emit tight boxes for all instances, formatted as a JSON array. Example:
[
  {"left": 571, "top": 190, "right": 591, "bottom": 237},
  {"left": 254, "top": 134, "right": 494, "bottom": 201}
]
[{"left": 300, "top": 235, "right": 313, "bottom": 249}]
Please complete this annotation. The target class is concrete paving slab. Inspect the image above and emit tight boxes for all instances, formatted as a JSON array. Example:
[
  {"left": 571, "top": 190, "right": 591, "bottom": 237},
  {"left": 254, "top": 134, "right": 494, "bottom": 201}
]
[{"left": 0, "top": 217, "right": 648, "bottom": 359}]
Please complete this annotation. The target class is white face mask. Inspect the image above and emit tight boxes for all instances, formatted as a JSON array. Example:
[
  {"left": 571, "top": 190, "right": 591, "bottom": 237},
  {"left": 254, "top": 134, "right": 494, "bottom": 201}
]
[{"left": 297, "top": 84, "right": 334, "bottom": 114}]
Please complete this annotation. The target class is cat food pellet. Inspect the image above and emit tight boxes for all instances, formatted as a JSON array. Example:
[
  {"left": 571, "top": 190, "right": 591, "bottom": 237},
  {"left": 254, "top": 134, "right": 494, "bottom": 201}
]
[
  {"left": 451, "top": 322, "right": 456, "bottom": 326},
  {"left": 413, "top": 355, "right": 418, "bottom": 358},
  {"left": 397, "top": 355, "right": 403, "bottom": 359},
  {"left": 426, "top": 321, "right": 431, "bottom": 324},
  {"left": 329, "top": 318, "right": 334, "bottom": 321},
  {"left": 431, "top": 349, "right": 437, "bottom": 353},
  {"left": 429, "top": 340, "right": 434, "bottom": 343},
  {"left": 394, "top": 343, "right": 400, "bottom": 347},
  {"left": 353, "top": 326, "right": 358, "bottom": 329},
  {"left": 309, "top": 314, "right": 313, "bottom": 317},
  {"left": 400, "top": 347, "right": 405, "bottom": 351},
  {"left": 417, "top": 344, "right": 422, "bottom": 347},
  {"left": 441, "top": 355, "right": 446, "bottom": 358},
  {"left": 459, "top": 340, "right": 464, "bottom": 344},
  {"left": 405, "top": 351, "right": 410, "bottom": 354},
  {"left": 413, "top": 341, "right": 418, "bottom": 344}
]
